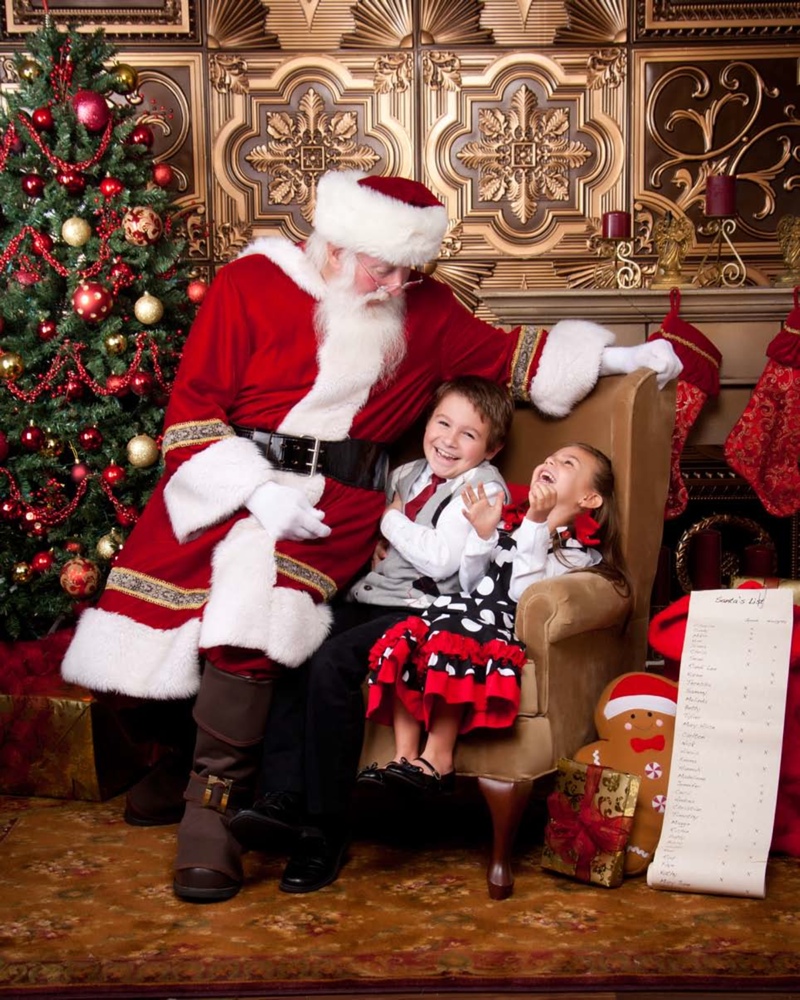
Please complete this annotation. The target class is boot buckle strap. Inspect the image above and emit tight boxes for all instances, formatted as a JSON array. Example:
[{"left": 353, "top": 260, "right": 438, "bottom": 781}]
[{"left": 201, "top": 774, "right": 233, "bottom": 813}]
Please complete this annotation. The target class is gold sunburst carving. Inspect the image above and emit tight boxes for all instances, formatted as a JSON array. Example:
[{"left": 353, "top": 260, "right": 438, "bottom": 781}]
[
  {"left": 341, "top": 0, "right": 491, "bottom": 47},
  {"left": 244, "top": 88, "right": 381, "bottom": 223},
  {"left": 456, "top": 86, "right": 591, "bottom": 225},
  {"left": 555, "top": 0, "right": 626, "bottom": 43},
  {"left": 207, "top": 0, "right": 279, "bottom": 49}
]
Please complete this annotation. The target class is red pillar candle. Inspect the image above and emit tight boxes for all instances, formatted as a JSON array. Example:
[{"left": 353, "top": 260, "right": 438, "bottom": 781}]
[
  {"left": 743, "top": 543, "right": 776, "bottom": 578},
  {"left": 705, "top": 174, "right": 737, "bottom": 217},
  {"left": 690, "top": 528, "right": 722, "bottom": 590},
  {"left": 602, "top": 211, "right": 631, "bottom": 240}
]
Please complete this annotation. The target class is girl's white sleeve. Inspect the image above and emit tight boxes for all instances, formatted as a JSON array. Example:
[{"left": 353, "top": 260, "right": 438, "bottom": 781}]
[
  {"left": 380, "top": 480, "right": 505, "bottom": 581},
  {"left": 459, "top": 529, "right": 499, "bottom": 593},
  {"left": 507, "top": 519, "right": 597, "bottom": 602}
]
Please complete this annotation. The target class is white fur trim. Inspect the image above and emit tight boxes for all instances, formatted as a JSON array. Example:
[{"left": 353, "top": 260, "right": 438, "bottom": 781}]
[
  {"left": 314, "top": 170, "right": 447, "bottom": 267},
  {"left": 236, "top": 237, "right": 326, "bottom": 299},
  {"left": 164, "top": 436, "right": 273, "bottom": 543},
  {"left": 604, "top": 694, "right": 677, "bottom": 719},
  {"left": 61, "top": 609, "right": 202, "bottom": 698},
  {"left": 199, "top": 517, "right": 332, "bottom": 667},
  {"left": 529, "top": 319, "right": 616, "bottom": 418}
]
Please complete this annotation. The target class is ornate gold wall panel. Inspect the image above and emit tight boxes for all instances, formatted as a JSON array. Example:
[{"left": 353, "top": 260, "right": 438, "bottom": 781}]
[
  {"left": 2, "top": 0, "right": 196, "bottom": 38},
  {"left": 634, "top": 0, "right": 800, "bottom": 39},
  {"left": 632, "top": 46, "right": 800, "bottom": 285}
]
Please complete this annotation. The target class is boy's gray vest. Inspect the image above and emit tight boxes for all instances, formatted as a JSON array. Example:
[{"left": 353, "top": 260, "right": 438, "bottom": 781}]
[{"left": 349, "top": 458, "right": 509, "bottom": 609}]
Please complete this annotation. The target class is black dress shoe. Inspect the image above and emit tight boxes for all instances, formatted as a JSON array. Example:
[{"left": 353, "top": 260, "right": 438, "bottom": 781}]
[
  {"left": 279, "top": 830, "right": 348, "bottom": 894},
  {"left": 356, "top": 762, "right": 386, "bottom": 787},
  {"left": 228, "top": 791, "right": 306, "bottom": 851},
  {"left": 383, "top": 757, "right": 456, "bottom": 795}
]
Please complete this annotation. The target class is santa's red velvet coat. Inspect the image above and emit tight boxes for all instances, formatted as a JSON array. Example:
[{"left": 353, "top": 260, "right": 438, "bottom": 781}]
[{"left": 62, "top": 238, "right": 613, "bottom": 699}]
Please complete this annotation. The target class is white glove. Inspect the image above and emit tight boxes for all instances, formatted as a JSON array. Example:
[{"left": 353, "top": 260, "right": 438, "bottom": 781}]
[
  {"left": 599, "top": 340, "right": 683, "bottom": 390},
  {"left": 245, "top": 482, "right": 331, "bottom": 541}
]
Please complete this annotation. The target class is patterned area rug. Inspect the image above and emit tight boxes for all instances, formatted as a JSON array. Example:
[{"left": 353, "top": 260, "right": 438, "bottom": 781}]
[{"left": 1, "top": 790, "right": 799, "bottom": 999}]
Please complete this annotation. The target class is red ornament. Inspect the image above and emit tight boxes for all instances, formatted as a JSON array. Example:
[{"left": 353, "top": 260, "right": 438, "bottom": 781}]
[
  {"left": 31, "top": 551, "right": 54, "bottom": 573},
  {"left": 105, "top": 374, "right": 129, "bottom": 397},
  {"left": 152, "top": 162, "right": 174, "bottom": 188},
  {"left": 116, "top": 504, "right": 139, "bottom": 527},
  {"left": 57, "top": 169, "right": 86, "bottom": 196},
  {"left": 0, "top": 430, "right": 8, "bottom": 463},
  {"left": 21, "top": 173, "right": 45, "bottom": 198},
  {"left": 102, "top": 463, "right": 126, "bottom": 487},
  {"left": 64, "top": 378, "right": 84, "bottom": 401},
  {"left": 131, "top": 370, "right": 154, "bottom": 396},
  {"left": 129, "top": 123, "right": 154, "bottom": 149},
  {"left": 122, "top": 206, "right": 163, "bottom": 246},
  {"left": 109, "top": 260, "right": 135, "bottom": 286},
  {"left": 70, "top": 461, "right": 90, "bottom": 483},
  {"left": 64, "top": 540, "right": 83, "bottom": 554},
  {"left": 99, "top": 176, "right": 125, "bottom": 200},
  {"left": 1, "top": 498, "right": 20, "bottom": 520},
  {"left": 21, "top": 425, "right": 44, "bottom": 451},
  {"left": 31, "top": 231, "right": 54, "bottom": 256},
  {"left": 72, "top": 89, "right": 111, "bottom": 133},
  {"left": 187, "top": 279, "right": 208, "bottom": 305},
  {"left": 73, "top": 281, "right": 113, "bottom": 323},
  {"left": 78, "top": 426, "right": 103, "bottom": 451},
  {"left": 37, "top": 318, "right": 58, "bottom": 341},
  {"left": 32, "top": 106, "right": 54, "bottom": 131},
  {"left": 15, "top": 269, "right": 39, "bottom": 286},
  {"left": 60, "top": 556, "right": 101, "bottom": 598}
]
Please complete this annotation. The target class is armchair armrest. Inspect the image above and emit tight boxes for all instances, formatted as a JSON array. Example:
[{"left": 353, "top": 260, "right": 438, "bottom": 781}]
[{"left": 515, "top": 572, "right": 631, "bottom": 659}]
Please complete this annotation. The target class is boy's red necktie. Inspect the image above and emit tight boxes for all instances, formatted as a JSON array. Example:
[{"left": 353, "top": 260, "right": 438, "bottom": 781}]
[{"left": 404, "top": 474, "right": 446, "bottom": 522}]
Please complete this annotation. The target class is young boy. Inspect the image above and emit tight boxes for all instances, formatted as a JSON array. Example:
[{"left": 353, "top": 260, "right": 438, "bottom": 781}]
[{"left": 229, "top": 376, "right": 514, "bottom": 891}]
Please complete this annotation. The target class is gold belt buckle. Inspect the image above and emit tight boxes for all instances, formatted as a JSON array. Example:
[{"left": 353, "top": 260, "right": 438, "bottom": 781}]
[{"left": 202, "top": 774, "right": 233, "bottom": 812}]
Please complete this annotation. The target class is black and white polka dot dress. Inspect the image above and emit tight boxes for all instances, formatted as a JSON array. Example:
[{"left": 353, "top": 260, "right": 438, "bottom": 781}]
[{"left": 366, "top": 533, "right": 527, "bottom": 734}]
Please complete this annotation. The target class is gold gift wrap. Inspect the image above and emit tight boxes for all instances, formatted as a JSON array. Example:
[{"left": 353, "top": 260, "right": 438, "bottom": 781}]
[
  {"left": 541, "top": 757, "right": 641, "bottom": 888},
  {"left": 0, "top": 677, "right": 147, "bottom": 801}
]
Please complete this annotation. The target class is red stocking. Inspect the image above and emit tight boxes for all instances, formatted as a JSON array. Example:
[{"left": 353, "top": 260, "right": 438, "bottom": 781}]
[
  {"left": 649, "top": 289, "right": 722, "bottom": 519},
  {"left": 724, "top": 287, "right": 800, "bottom": 518}
]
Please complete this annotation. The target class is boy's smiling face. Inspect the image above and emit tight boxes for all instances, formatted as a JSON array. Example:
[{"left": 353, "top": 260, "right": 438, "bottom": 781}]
[{"left": 422, "top": 391, "right": 498, "bottom": 480}]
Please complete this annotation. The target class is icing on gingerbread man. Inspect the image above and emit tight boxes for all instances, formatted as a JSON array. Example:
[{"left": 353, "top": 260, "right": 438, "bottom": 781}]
[{"left": 574, "top": 672, "right": 678, "bottom": 876}]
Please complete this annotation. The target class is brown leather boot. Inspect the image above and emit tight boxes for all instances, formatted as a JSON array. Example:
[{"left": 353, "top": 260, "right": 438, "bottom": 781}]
[{"left": 172, "top": 665, "right": 274, "bottom": 903}]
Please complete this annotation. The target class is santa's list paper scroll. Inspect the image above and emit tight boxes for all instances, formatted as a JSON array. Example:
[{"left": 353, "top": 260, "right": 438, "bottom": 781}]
[{"left": 647, "top": 587, "right": 792, "bottom": 898}]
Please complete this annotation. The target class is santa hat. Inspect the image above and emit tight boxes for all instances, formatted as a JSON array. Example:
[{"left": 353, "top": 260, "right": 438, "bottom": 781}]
[
  {"left": 602, "top": 672, "right": 679, "bottom": 720},
  {"left": 648, "top": 288, "right": 722, "bottom": 520},
  {"left": 724, "top": 286, "right": 800, "bottom": 517},
  {"left": 313, "top": 170, "right": 448, "bottom": 267}
]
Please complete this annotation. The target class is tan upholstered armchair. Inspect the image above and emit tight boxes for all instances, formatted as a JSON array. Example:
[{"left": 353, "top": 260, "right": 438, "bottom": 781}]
[{"left": 359, "top": 368, "right": 676, "bottom": 899}]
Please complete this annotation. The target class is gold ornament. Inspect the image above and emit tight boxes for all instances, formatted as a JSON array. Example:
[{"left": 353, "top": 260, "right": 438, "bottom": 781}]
[
  {"left": 134, "top": 291, "right": 164, "bottom": 325},
  {"left": 40, "top": 433, "right": 64, "bottom": 458},
  {"left": 96, "top": 529, "right": 124, "bottom": 560},
  {"left": 59, "top": 556, "right": 101, "bottom": 598},
  {"left": 12, "top": 561, "right": 33, "bottom": 584},
  {"left": 0, "top": 351, "right": 24, "bottom": 381},
  {"left": 104, "top": 331, "right": 128, "bottom": 355},
  {"left": 61, "top": 216, "right": 92, "bottom": 247},
  {"left": 126, "top": 432, "right": 160, "bottom": 468},
  {"left": 18, "top": 57, "right": 41, "bottom": 81},
  {"left": 112, "top": 63, "right": 138, "bottom": 94}
]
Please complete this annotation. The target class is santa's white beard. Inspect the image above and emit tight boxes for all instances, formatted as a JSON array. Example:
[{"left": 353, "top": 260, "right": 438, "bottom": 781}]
[{"left": 315, "top": 269, "right": 407, "bottom": 384}]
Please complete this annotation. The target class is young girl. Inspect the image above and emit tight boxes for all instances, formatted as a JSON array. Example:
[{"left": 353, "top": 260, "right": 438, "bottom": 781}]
[{"left": 360, "top": 442, "right": 628, "bottom": 793}]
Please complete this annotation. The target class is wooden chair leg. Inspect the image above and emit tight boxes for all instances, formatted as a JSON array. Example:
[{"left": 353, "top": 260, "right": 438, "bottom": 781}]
[{"left": 477, "top": 776, "right": 533, "bottom": 900}]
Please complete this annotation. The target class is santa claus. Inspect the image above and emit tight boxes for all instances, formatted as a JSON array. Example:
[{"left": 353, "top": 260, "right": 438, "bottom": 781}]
[{"left": 61, "top": 169, "right": 681, "bottom": 902}]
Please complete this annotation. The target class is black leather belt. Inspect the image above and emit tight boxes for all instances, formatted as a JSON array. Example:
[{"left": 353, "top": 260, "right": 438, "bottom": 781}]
[{"left": 233, "top": 426, "right": 389, "bottom": 492}]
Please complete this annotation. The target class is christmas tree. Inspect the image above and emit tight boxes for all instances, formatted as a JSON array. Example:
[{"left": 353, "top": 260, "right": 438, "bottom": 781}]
[{"left": 0, "top": 20, "right": 205, "bottom": 641}]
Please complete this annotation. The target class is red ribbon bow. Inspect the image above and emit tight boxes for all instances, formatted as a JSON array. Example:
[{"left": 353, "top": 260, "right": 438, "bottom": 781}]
[
  {"left": 572, "top": 511, "right": 601, "bottom": 547},
  {"left": 630, "top": 734, "right": 665, "bottom": 753},
  {"left": 545, "top": 765, "right": 631, "bottom": 881}
]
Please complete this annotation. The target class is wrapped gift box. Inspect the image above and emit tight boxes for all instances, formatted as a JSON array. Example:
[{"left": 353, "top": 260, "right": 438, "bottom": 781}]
[
  {"left": 0, "top": 630, "right": 148, "bottom": 800},
  {"left": 541, "top": 757, "right": 640, "bottom": 888}
]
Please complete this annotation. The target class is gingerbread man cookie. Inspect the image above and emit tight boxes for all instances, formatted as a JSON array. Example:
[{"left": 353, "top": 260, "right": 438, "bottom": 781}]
[{"left": 574, "top": 672, "right": 678, "bottom": 876}]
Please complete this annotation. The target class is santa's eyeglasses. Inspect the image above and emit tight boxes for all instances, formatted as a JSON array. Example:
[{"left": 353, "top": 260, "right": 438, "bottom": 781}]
[{"left": 356, "top": 255, "right": 424, "bottom": 293}]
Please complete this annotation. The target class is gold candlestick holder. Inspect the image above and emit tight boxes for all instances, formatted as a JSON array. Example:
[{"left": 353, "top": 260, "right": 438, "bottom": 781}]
[
  {"left": 595, "top": 237, "right": 642, "bottom": 289},
  {"left": 693, "top": 217, "right": 746, "bottom": 288},
  {"left": 649, "top": 211, "right": 695, "bottom": 289}
]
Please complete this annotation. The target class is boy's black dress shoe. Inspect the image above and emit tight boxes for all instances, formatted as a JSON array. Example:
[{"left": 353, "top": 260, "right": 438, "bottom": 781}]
[
  {"left": 228, "top": 791, "right": 306, "bottom": 850},
  {"left": 279, "top": 829, "right": 348, "bottom": 893}
]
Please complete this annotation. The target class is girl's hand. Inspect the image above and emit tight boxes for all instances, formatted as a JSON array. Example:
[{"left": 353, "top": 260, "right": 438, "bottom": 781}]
[
  {"left": 462, "top": 482, "right": 502, "bottom": 540},
  {"left": 526, "top": 480, "right": 558, "bottom": 523},
  {"left": 371, "top": 538, "right": 389, "bottom": 570}
]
